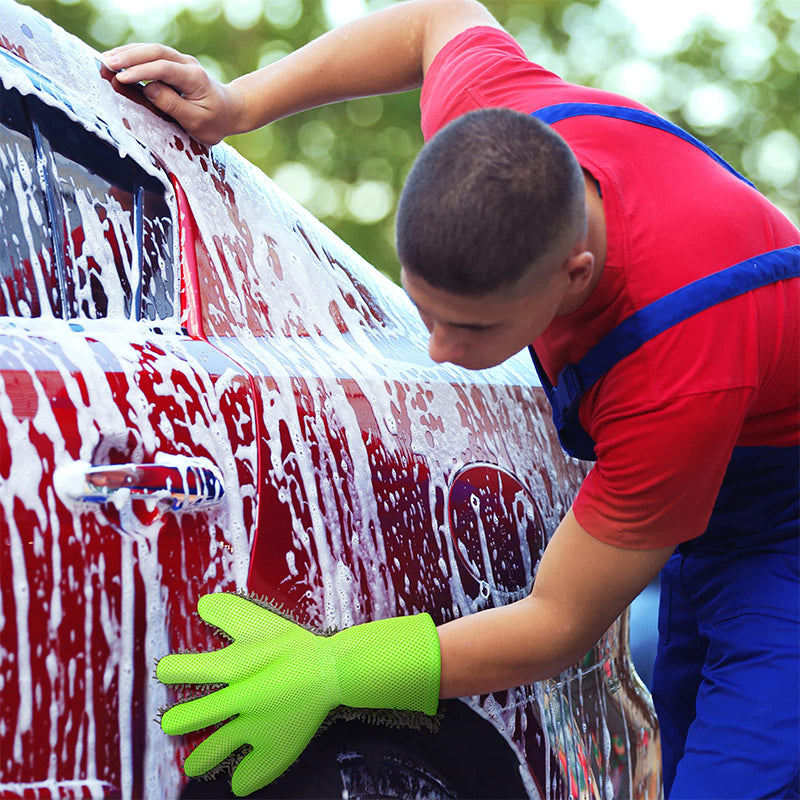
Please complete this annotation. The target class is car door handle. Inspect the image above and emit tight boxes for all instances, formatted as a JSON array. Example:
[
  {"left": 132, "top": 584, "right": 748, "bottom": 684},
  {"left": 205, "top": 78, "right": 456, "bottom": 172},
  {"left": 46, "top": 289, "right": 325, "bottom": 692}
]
[{"left": 55, "top": 457, "right": 225, "bottom": 511}]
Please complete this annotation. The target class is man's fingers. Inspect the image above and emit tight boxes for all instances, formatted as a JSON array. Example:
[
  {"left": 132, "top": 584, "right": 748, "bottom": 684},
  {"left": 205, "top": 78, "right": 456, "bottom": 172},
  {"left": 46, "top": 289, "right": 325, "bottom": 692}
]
[
  {"left": 108, "top": 58, "right": 204, "bottom": 96},
  {"left": 141, "top": 82, "right": 211, "bottom": 133},
  {"left": 143, "top": 81, "right": 181, "bottom": 113},
  {"left": 103, "top": 43, "right": 195, "bottom": 70}
]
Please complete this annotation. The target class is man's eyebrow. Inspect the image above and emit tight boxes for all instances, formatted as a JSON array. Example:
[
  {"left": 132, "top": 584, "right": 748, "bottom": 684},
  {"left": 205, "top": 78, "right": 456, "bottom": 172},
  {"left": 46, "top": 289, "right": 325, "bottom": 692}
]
[{"left": 404, "top": 295, "right": 497, "bottom": 331}]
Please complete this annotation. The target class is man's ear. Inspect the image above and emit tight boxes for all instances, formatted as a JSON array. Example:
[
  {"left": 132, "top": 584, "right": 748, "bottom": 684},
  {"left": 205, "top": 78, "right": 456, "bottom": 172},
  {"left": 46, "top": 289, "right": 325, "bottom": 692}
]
[{"left": 563, "top": 250, "right": 595, "bottom": 293}]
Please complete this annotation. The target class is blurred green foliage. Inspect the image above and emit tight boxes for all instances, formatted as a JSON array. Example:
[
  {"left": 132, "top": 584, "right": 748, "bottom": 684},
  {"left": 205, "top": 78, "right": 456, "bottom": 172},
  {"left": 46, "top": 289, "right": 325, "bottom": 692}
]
[{"left": 24, "top": 0, "right": 800, "bottom": 282}]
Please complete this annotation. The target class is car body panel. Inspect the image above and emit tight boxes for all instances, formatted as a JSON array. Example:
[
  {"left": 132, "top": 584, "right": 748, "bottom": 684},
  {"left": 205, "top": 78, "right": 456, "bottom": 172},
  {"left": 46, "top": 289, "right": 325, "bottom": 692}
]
[{"left": 0, "top": 2, "right": 661, "bottom": 797}]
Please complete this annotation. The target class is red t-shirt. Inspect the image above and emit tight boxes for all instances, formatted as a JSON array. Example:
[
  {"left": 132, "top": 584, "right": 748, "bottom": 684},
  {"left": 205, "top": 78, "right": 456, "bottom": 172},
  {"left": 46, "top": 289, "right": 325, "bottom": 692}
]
[{"left": 421, "top": 27, "right": 800, "bottom": 549}]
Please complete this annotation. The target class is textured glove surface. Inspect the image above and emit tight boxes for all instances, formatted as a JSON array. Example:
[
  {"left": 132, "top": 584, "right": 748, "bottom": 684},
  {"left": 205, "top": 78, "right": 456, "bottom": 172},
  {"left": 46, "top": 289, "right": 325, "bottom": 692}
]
[{"left": 157, "top": 592, "right": 440, "bottom": 796}]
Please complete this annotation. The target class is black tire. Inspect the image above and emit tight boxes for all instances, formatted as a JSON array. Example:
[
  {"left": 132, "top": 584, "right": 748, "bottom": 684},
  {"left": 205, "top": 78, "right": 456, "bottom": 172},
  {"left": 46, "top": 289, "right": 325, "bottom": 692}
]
[{"left": 181, "top": 700, "right": 531, "bottom": 799}]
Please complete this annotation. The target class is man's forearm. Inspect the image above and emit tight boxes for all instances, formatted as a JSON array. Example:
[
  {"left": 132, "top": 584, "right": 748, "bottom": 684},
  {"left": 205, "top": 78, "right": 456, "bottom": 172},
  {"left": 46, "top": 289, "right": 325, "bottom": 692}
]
[
  {"left": 436, "top": 509, "right": 674, "bottom": 698},
  {"left": 230, "top": 3, "right": 428, "bottom": 132},
  {"left": 229, "top": 0, "right": 500, "bottom": 132},
  {"left": 436, "top": 595, "right": 587, "bottom": 698}
]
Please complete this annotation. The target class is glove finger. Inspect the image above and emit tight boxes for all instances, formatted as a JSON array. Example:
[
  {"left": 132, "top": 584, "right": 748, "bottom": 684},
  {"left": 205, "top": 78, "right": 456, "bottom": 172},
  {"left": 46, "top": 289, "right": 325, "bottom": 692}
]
[
  {"left": 160, "top": 684, "right": 237, "bottom": 736},
  {"left": 229, "top": 713, "right": 323, "bottom": 797},
  {"left": 156, "top": 646, "right": 242, "bottom": 686},
  {"left": 158, "top": 629, "right": 312, "bottom": 687},
  {"left": 183, "top": 715, "right": 249, "bottom": 778},
  {"left": 197, "top": 593, "right": 301, "bottom": 643}
]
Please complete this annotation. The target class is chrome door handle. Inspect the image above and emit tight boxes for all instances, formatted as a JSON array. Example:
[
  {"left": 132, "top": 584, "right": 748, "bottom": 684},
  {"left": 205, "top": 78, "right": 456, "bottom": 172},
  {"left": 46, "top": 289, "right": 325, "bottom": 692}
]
[{"left": 56, "top": 457, "right": 225, "bottom": 510}]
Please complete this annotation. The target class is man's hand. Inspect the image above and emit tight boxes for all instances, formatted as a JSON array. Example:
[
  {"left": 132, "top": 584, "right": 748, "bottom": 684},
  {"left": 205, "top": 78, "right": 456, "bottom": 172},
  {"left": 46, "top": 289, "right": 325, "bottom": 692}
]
[
  {"left": 103, "top": 44, "right": 245, "bottom": 145},
  {"left": 157, "top": 593, "right": 440, "bottom": 796}
]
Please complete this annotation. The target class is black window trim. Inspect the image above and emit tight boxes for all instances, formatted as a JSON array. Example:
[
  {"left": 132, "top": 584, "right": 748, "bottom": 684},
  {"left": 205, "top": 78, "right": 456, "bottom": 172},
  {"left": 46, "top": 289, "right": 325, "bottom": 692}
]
[{"left": 29, "top": 112, "right": 69, "bottom": 319}]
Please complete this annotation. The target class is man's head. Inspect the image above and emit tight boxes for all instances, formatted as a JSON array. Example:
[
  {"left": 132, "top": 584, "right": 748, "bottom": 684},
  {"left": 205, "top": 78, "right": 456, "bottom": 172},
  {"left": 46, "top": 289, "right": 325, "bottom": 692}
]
[
  {"left": 396, "top": 107, "right": 587, "bottom": 296},
  {"left": 396, "top": 107, "right": 595, "bottom": 370}
]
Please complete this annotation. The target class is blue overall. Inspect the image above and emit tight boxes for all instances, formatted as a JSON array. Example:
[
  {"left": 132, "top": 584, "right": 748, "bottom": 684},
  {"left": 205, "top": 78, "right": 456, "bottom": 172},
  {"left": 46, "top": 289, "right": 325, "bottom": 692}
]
[{"left": 530, "top": 103, "right": 800, "bottom": 798}]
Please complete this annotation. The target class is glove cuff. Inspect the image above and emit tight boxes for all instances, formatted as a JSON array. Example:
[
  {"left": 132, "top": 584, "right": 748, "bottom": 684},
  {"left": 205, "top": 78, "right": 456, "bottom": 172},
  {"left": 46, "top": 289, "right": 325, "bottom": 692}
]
[{"left": 329, "top": 613, "right": 441, "bottom": 716}]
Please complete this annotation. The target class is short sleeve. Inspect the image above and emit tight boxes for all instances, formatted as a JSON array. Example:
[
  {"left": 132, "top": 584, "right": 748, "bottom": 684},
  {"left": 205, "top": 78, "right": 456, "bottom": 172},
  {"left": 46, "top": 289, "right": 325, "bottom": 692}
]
[
  {"left": 572, "top": 386, "right": 755, "bottom": 549},
  {"left": 420, "top": 26, "right": 565, "bottom": 141}
]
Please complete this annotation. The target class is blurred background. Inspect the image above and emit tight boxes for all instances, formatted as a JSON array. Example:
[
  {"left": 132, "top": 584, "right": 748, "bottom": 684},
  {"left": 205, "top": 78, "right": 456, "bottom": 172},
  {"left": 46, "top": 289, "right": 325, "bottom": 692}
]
[
  {"left": 22, "top": 0, "right": 799, "bottom": 686},
  {"left": 22, "top": 0, "right": 800, "bottom": 285}
]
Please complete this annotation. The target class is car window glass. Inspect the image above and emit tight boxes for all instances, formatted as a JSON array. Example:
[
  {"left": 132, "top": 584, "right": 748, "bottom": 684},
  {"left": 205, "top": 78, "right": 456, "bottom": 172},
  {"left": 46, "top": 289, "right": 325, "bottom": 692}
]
[
  {"left": 0, "top": 87, "right": 60, "bottom": 318},
  {"left": 48, "top": 145, "right": 138, "bottom": 319},
  {"left": 140, "top": 188, "right": 174, "bottom": 321}
]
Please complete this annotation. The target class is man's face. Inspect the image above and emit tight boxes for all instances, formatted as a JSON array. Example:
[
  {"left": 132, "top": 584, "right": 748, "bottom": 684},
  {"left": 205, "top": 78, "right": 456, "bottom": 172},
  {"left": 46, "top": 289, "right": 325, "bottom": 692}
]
[{"left": 401, "top": 266, "right": 567, "bottom": 371}]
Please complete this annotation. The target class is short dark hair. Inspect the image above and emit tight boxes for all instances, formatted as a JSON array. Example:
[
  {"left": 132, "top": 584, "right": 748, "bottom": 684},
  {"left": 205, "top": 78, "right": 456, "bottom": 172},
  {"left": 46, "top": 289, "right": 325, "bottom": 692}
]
[{"left": 396, "top": 107, "right": 586, "bottom": 295}]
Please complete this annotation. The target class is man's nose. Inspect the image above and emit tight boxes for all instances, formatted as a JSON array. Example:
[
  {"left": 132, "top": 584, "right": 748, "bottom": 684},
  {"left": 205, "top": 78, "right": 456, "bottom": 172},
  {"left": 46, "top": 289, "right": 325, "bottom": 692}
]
[{"left": 428, "top": 325, "right": 465, "bottom": 364}]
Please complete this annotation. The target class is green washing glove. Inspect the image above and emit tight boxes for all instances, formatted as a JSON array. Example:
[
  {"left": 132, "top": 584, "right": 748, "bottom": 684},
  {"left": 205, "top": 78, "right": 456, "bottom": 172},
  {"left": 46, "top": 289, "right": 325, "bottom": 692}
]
[{"left": 157, "top": 592, "right": 441, "bottom": 796}]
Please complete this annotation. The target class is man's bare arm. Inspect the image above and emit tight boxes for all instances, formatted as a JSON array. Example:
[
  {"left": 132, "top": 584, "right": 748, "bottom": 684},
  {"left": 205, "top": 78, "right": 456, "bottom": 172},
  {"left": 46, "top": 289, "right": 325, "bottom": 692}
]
[
  {"left": 437, "top": 508, "right": 673, "bottom": 697},
  {"left": 103, "top": 0, "right": 500, "bottom": 144}
]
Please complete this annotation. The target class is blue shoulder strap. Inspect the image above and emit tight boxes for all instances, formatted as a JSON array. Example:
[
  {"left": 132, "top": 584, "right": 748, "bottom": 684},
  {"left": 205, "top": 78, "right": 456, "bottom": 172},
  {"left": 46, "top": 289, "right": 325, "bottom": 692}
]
[{"left": 531, "top": 102, "right": 756, "bottom": 188}]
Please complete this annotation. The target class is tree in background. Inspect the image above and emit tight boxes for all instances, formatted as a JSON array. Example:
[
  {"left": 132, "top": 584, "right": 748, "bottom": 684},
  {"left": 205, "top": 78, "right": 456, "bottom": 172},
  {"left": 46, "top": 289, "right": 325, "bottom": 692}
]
[{"left": 26, "top": 0, "right": 800, "bottom": 283}]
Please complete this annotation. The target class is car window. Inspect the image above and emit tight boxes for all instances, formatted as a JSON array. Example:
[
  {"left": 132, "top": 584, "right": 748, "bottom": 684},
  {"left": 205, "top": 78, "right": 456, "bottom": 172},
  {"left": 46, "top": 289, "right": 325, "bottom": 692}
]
[
  {"left": 140, "top": 188, "right": 173, "bottom": 320},
  {"left": 0, "top": 86, "right": 60, "bottom": 318},
  {"left": 0, "top": 83, "right": 174, "bottom": 321},
  {"left": 45, "top": 137, "right": 139, "bottom": 319}
]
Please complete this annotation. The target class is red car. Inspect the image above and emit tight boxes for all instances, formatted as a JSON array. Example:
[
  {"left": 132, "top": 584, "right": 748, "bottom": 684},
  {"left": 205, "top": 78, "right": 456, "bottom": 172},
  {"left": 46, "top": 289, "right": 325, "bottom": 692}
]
[{"left": 0, "top": 1, "right": 661, "bottom": 797}]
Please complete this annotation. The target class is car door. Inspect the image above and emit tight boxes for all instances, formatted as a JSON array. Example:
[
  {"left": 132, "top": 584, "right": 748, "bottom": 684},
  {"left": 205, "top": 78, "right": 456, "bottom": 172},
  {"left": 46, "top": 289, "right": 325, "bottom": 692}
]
[{"left": 0, "top": 73, "right": 258, "bottom": 798}]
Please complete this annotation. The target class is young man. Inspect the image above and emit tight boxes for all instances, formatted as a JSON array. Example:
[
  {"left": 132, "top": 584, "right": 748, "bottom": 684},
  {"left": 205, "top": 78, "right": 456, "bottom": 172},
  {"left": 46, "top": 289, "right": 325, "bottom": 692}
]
[{"left": 105, "top": 1, "right": 799, "bottom": 796}]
